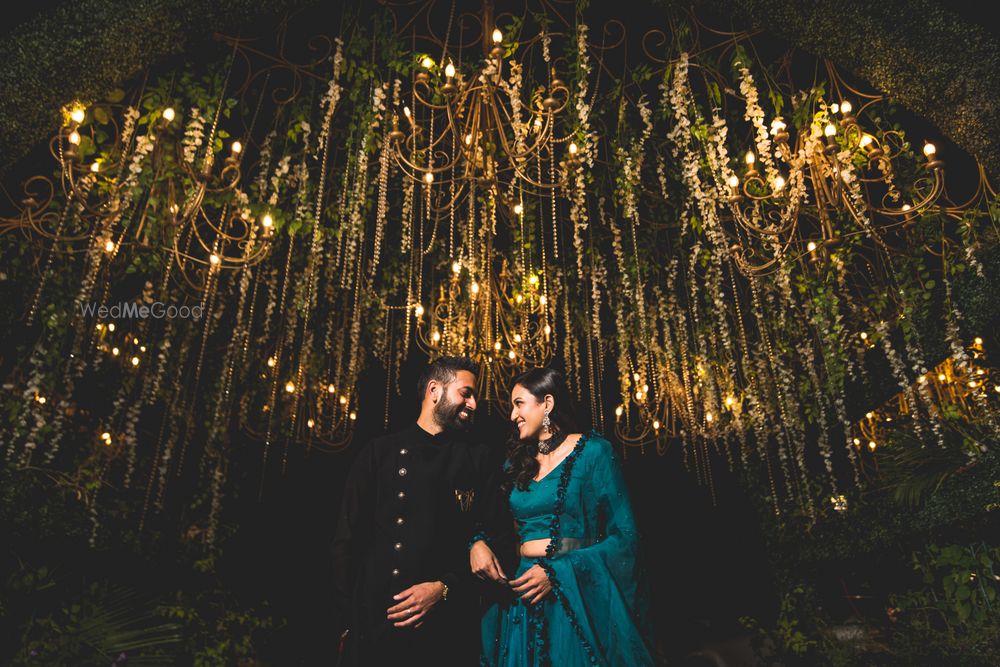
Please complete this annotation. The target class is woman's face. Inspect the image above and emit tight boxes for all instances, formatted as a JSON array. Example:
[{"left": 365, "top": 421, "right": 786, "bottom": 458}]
[{"left": 510, "top": 383, "right": 552, "bottom": 440}]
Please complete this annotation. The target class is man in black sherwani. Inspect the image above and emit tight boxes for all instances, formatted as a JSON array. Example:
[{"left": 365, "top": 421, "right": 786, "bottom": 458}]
[{"left": 332, "top": 355, "right": 497, "bottom": 666}]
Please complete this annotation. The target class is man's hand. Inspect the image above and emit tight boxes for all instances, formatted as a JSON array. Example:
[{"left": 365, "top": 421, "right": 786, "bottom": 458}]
[
  {"left": 470, "top": 540, "right": 508, "bottom": 582},
  {"left": 509, "top": 564, "right": 551, "bottom": 605},
  {"left": 386, "top": 581, "right": 446, "bottom": 628}
]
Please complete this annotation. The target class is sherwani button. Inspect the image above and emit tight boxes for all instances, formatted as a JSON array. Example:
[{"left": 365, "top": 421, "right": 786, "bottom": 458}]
[
  {"left": 394, "top": 542, "right": 403, "bottom": 551},
  {"left": 392, "top": 568, "right": 400, "bottom": 577},
  {"left": 398, "top": 467, "right": 408, "bottom": 476},
  {"left": 396, "top": 517, "right": 405, "bottom": 525}
]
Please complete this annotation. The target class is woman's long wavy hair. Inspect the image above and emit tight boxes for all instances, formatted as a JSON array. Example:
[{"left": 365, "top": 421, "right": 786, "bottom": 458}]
[{"left": 506, "top": 367, "right": 584, "bottom": 492}]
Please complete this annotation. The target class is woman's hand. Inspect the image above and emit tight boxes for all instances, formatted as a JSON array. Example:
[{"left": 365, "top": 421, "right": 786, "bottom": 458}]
[
  {"left": 508, "top": 564, "right": 551, "bottom": 605},
  {"left": 470, "top": 540, "right": 508, "bottom": 582},
  {"left": 386, "top": 581, "right": 445, "bottom": 628}
]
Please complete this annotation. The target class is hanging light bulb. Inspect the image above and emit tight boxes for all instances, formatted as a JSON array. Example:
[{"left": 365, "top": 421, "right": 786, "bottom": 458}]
[
  {"left": 424, "top": 171, "right": 435, "bottom": 184},
  {"left": 90, "top": 161, "right": 100, "bottom": 173},
  {"left": 514, "top": 203, "right": 523, "bottom": 215},
  {"left": 445, "top": 62, "right": 456, "bottom": 78},
  {"left": 923, "top": 142, "right": 937, "bottom": 157},
  {"left": 414, "top": 303, "right": 424, "bottom": 317},
  {"left": 70, "top": 106, "right": 85, "bottom": 123},
  {"left": 68, "top": 130, "right": 81, "bottom": 145},
  {"left": 773, "top": 175, "right": 786, "bottom": 191},
  {"left": 859, "top": 134, "right": 873, "bottom": 147},
  {"left": 807, "top": 241, "right": 817, "bottom": 252},
  {"left": 451, "top": 260, "right": 461, "bottom": 274},
  {"left": 824, "top": 123, "right": 837, "bottom": 137},
  {"left": 745, "top": 151, "right": 755, "bottom": 165},
  {"left": 568, "top": 142, "right": 578, "bottom": 155},
  {"left": 231, "top": 141, "right": 242, "bottom": 154},
  {"left": 209, "top": 253, "right": 220, "bottom": 265},
  {"left": 162, "top": 107, "right": 175, "bottom": 122},
  {"left": 104, "top": 240, "right": 115, "bottom": 252},
  {"left": 727, "top": 175, "right": 739, "bottom": 188},
  {"left": 285, "top": 381, "right": 295, "bottom": 393},
  {"left": 262, "top": 213, "right": 273, "bottom": 228},
  {"left": 492, "top": 28, "right": 503, "bottom": 43},
  {"left": 840, "top": 100, "right": 853, "bottom": 114},
  {"left": 421, "top": 56, "right": 434, "bottom": 69}
]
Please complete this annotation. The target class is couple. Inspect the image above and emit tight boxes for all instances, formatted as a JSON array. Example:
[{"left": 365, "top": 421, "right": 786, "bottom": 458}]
[{"left": 331, "top": 356, "right": 654, "bottom": 666}]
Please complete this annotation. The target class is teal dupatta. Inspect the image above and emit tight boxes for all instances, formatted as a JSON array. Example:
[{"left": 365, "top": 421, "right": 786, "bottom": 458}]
[{"left": 481, "top": 431, "right": 655, "bottom": 666}]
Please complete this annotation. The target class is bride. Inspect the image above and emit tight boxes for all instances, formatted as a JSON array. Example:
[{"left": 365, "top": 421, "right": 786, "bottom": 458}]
[{"left": 470, "top": 367, "right": 655, "bottom": 666}]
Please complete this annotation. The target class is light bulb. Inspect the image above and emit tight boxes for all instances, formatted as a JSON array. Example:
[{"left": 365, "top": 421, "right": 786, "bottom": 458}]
[
  {"left": 267, "top": 356, "right": 276, "bottom": 367},
  {"left": 615, "top": 406, "right": 624, "bottom": 417},
  {"left": 307, "top": 419, "right": 315, "bottom": 428},
  {"left": 830, "top": 103, "right": 840, "bottom": 114},
  {"left": 445, "top": 62, "right": 456, "bottom": 78},
  {"left": 868, "top": 441, "right": 877, "bottom": 451},
  {"left": 90, "top": 162, "right": 100, "bottom": 172},
  {"left": 807, "top": 241, "right": 817, "bottom": 252},
  {"left": 840, "top": 100, "right": 852, "bottom": 114},
  {"left": 859, "top": 134, "right": 873, "bottom": 147},
  {"left": 432, "top": 331, "right": 441, "bottom": 342},
  {"left": 424, "top": 171, "right": 435, "bottom": 184},
  {"left": 770, "top": 118, "right": 786, "bottom": 134},
  {"left": 974, "top": 336, "right": 983, "bottom": 345},
  {"left": 495, "top": 341, "right": 502, "bottom": 351},
  {"left": 68, "top": 130, "right": 81, "bottom": 145},
  {"left": 539, "top": 295, "right": 547, "bottom": 305},
  {"left": 285, "top": 381, "right": 295, "bottom": 393},
  {"left": 403, "top": 106, "right": 411, "bottom": 118},
  {"left": 923, "top": 142, "right": 937, "bottom": 157},
  {"left": 727, "top": 175, "right": 739, "bottom": 188},
  {"left": 328, "top": 384, "right": 336, "bottom": 393},
  {"left": 543, "top": 324, "right": 551, "bottom": 335},
  {"left": 705, "top": 412, "right": 713, "bottom": 423},
  {"left": 112, "top": 347, "right": 120, "bottom": 356},
  {"left": 860, "top": 332, "right": 868, "bottom": 340},
  {"left": 508, "top": 350, "right": 516, "bottom": 360},
  {"left": 451, "top": 260, "right": 461, "bottom": 274},
  {"left": 107, "top": 323, "right": 115, "bottom": 332},
  {"left": 339, "top": 395, "right": 348, "bottom": 405},
  {"left": 725, "top": 396, "right": 735, "bottom": 406},
  {"left": 104, "top": 240, "right": 115, "bottom": 252},
  {"left": 514, "top": 203, "right": 523, "bottom": 215},
  {"left": 421, "top": 56, "right": 434, "bottom": 69},
  {"left": 492, "top": 28, "right": 503, "bottom": 43},
  {"left": 824, "top": 123, "right": 836, "bottom": 137},
  {"left": 210, "top": 253, "right": 220, "bottom": 265},
  {"left": 349, "top": 412, "right": 357, "bottom": 421},
  {"left": 70, "top": 107, "right": 85, "bottom": 123},
  {"left": 131, "top": 356, "right": 139, "bottom": 366},
  {"left": 514, "top": 333, "right": 522, "bottom": 343},
  {"left": 471, "top": 281, "right": 479, "bottom": 294},
  {"left": 773, "top": 175, "right": 786, "bottom": 191},
  {"left": 262, "top": 213, "right": 273, "bottom": 228},
  {"left": 528, "top": 274, "right": 538, "bottom": 285},
  {"left": 414, "top": 303, "right": 424, "bottom": 317},
  {"left": 163, "top": 107, "right": 175, "bottom": 122},
  {"left": 653, "top": 420, "right": 660, "bottom": 430},
  {"left": 464, "top": 133, "right": 473, "bottom": 145},
  {"left": 568, "top": 142, "right": 578, "bottom": 155},
  {"left": 938, "top": 373, "right": 947, "bottom": 382},
  {"left": 745, "top": 151, "right": 755, "bottom": 165},
  {"left": 101, "top": 432, "right": 111, "bottom": 441},
  {"left": 231, "top": 141, "right": 242, "bottom": 154}
]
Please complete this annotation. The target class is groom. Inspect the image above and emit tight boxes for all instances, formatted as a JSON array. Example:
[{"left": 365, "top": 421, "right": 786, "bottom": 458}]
[{"left": 332, "top": 356, "right": 492, "bottom": 666}]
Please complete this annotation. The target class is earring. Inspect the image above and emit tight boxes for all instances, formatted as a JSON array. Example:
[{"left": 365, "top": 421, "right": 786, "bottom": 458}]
[{"left": 542, "top": 410, "right": 551, "bottom": 433}]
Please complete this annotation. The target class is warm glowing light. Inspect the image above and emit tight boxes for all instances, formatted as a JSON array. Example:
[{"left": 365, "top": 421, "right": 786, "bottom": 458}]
[
  {"left": 770, "top": 118, "right": 786, "bottom": 134},
  {"left": 349, "top": 412, "right": 357, "bottom": 421},
  {"left": 725, "top": 396, "right": 735, "bottom": 406},
  {"left": 307, "top": 418, "right": 315, "bottom": 428},
  {"left": 514, "top": 203, "right": 523, "bottom": 215},
  {"left": 859, "top": 134, "right": 873, "bottom": 147},
  {"left": 653, "top": 420, "right": 660, "bottom": 430},
  {"left": 745, "top": 151, "right": 755, "bottom": 165},
  {"left": 414, "top": 303, "right": 424, "bottom": 317},
  {"left": 615, "top": 406, "right": 624, "bottom": 417},
  {"left": 494, "top": 341, "right": 502, "bottom": 351},
  {"left": 328, "top": 384, "right": 336, "bottom": 393},
  {"left": 866, "top": 411, "right": 873, "bottom": 419},
  {"left": 859, "top": 332, "right": 868, "bottom": 340},
  {"left": 727, "top": 175, "right": 739, "bottom": 188},
  {"left": 705, "top": 412, "right": 713, "bottom": 423},
  {"left": 465, "top": 133, "right": 473, "bottom": 145},
  {"left": 36, "top": 395, "right": 46, "bottom": 404},
  {"left": 830, "top": 103, "right": 840, "bottom": 114},
  {"left": 262, "top": 213, "right": 273, "bottom": 228},
  {"left": 424, "top": 171, "right": 434, "bottom": 184},
  {"left": 824, "top": 123, "right": 836, "bottom": 138},
  {"left": 421, "top": 56, "right": 434, "bottom": 69},
  {"left": 285, "top": 381, "right": 295, "bottom": 393},
  {"left": 107, "top": 323, "right": 115, "bottom": 332},
  {"left": 445, "top": 62, "right": 456, "bottom": 78},
  {"left": 938, "top": 373, "right": 947, "bottom": 382},
  {"left": 70, "top": 107, "right": 85, "bottom": 123},
  {"left": 403, "top": 106, "right": 411, "bottom": 118},
  {"left": 868, "top": 441, "right": 877, "bottom": 451},
  {"left": 923, "top": 142, "right": 937, "bottom": 157},
  {"left": 492, "top": 28, "right": 503, "bottom": 43},
  {"left": 528, "top": 274, "right": 539, "bottom": 286},
  {"left": 267, "top": 356, "right": 276, "bottom": 367},
  {"left": 902, "top": 204, "right": 912, "bottom": 211},
  {"left": 209, "top": 253, "right": 220, "bottom": 265},
  {"left": 853, "top": 438, "right": 860, "bottom": 445},
  {"left": 131, "top": 356, "right": 139, "bottom": 366},
  {"left": 471, "top": 281, "right": 480, "bottom": 294},
  {"left": 339, "top": 395, "right": 348, "bottom": 405},
  {"left": 807, "top": 241, "right": 817, "bottom": 252},
  {"left": 568, "top": 142, "right": 578, "bottom": 155},
  {"left": 112, "top": 347, "right": 120, "bottom": 356},
  {"left": 163, "top": 107, "right": 175, "bottom": 122},
  {"left": 969, "top": 380, "right": 978, "bottom": 388},
  {"left": 539, "top": 295, "right": 547, "bottom": 305},
  {"left": 104, "top": 240, "right": 115, "bottom": 252},
  {"left": 451, "top": 260, "right": 461, "bottom": 274},
  {"left": 90, "top": 162, "right": 100, "bottom": 173},
  {"left": 840, "top": 100, "right": 852, "bottom": 114},
  {"left": 68, "top": 130, "right": 81, "bottom": 145},
  {"left": 508, "top": 350, "right": 516, "bottom": 360},
  {"left": 514, "top": 334, "right": 522, "bottom": 343},
  {"left": 773, "top": 175, "right": 785, "bottom": 190},
  {"left": 231, "top": 141, "right": 242, "bottom": 154},
  {"left": 974, "top": 336, "right": 983, "bottom": 345},
  {"left": 543, "top": 324, "right": 551, "bottom": 335},
  {"left": 432, "top": 331, "right": 441, "bottom": 342},
  {"left": 918, "top": 375, "right": 926, "bottom": 383},
  {"left": 101, "top": 432, "right": 111, "bottom": 441}
]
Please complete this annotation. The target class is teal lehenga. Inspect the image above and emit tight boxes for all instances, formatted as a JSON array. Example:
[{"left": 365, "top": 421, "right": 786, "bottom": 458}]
[{"left": 479, "top": 431, "right": 655, "bottom": 666}]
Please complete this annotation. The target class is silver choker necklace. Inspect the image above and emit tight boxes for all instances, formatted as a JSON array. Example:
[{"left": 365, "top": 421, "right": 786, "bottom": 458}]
[{"left": 537, "top": 430, "right": 567, "bottom": 455}]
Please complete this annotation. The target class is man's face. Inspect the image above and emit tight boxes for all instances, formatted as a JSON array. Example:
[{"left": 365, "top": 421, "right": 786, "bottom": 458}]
[{"left": 432, "top": 370, "right": 478, "bottom": 431}]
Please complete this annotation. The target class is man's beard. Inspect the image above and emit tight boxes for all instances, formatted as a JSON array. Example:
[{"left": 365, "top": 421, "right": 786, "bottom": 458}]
[{"left": 433, "top": 395, "right": 473, "bottom": 431}]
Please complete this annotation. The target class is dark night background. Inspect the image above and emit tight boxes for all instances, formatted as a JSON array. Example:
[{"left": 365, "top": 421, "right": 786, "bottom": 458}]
[{"left": 3, "top": 1, "right": 1000, "bottom": 665}]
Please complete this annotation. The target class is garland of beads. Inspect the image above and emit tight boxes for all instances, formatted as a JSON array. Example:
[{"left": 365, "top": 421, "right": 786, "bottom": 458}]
[{"left": 538, "top": 430, "right": 601, "bottom": 666}]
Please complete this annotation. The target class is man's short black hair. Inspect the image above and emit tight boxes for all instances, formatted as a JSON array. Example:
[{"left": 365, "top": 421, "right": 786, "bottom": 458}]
[{"left": 416, "top": 355, "right": 479, "bottom": 401}]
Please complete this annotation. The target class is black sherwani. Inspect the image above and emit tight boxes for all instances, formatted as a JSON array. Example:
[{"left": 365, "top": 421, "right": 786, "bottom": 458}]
[{"left": 332, "top": 422, "right": 495, "bottom": 666}]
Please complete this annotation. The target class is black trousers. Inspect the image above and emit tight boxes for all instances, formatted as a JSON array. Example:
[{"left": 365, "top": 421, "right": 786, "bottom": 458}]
[{"left": 341, "top": 601, "right": 480, "bottom": 667}]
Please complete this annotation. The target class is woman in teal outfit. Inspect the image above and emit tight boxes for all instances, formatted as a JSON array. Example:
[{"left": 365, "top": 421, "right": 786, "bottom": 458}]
[{"left": 470, "top": 367, "right": 655, "bottom": 666}]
